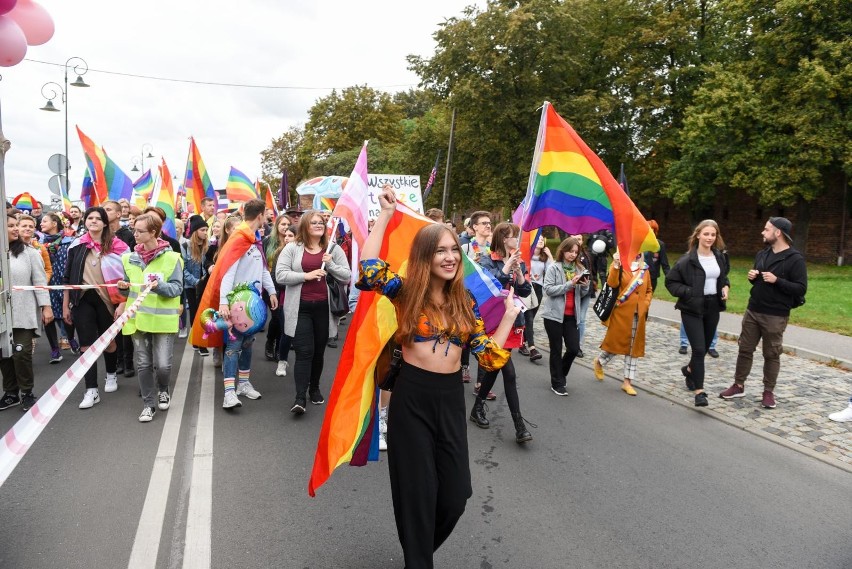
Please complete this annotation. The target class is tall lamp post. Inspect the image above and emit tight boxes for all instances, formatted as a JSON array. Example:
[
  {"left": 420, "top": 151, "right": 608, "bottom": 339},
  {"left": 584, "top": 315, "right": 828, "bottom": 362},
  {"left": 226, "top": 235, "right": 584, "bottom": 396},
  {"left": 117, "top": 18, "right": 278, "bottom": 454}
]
[
  {"left": 131, "top": 143, "right": 154, "bottom": 174},
  {"left": 39, "top": 56, "right": 90, "bottom": 194}
]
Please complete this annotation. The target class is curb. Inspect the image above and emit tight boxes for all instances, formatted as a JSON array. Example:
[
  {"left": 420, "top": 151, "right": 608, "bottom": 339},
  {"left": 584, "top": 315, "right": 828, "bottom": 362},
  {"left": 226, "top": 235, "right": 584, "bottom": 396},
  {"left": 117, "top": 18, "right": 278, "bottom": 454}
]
[
  {"left": 647, "top": 315, "right": 852, "bottom": 372},
  {"left": 538, "top": 343, "right": 852, "bottom": 476}
]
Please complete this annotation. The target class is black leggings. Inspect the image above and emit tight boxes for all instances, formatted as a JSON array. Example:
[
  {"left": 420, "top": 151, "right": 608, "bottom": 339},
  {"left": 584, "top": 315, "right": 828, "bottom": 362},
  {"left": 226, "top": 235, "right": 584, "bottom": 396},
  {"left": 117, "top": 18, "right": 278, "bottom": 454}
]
[
  {"left": 543, "top": 316, "right": 579, "bottom": 389},
  {"left": 476, "top": 356, "right": 521, "bottom": 414},
  {"left": 291, "top": 300, "right": 329, "bottom": 397},
  {"left": 72, "top": 290, "right": 117, "bottom": 389},
  {"left": 388, "top": 361, "right": 471, "bottom": 569},
  {"left": 44, "top": 319, "right": 59, "bottom": 350},
  {"left": 681, "top": 296, "right": 721, "bottom": 390}
]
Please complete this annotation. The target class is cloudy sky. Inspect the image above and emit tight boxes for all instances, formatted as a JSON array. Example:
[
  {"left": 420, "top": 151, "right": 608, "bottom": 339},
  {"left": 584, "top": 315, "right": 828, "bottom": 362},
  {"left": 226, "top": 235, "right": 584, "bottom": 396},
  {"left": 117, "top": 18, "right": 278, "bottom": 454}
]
[{"left": 1, "top": 0, "right": 482, "bottom": 209}]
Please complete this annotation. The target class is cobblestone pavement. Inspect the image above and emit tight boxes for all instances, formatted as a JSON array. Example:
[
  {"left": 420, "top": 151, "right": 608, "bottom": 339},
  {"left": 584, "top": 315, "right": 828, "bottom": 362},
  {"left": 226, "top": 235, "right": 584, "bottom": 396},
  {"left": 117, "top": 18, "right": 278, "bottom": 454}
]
[{"left": 530, "top": 313, "right": 852, "bottom": 469}]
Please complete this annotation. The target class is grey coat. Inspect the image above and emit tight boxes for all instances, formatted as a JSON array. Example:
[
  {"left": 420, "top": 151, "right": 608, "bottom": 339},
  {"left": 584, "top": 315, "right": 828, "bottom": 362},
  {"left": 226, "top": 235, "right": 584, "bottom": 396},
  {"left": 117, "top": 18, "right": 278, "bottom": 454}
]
[
  {"left": 275, "top": 242, "right": 351, "bottom": 337},
  {"left": 9, "top": 246, "right": 50, "bottom": 334},
  {"left": 540, "top": 262, "right": 589, "bottom": 324}
]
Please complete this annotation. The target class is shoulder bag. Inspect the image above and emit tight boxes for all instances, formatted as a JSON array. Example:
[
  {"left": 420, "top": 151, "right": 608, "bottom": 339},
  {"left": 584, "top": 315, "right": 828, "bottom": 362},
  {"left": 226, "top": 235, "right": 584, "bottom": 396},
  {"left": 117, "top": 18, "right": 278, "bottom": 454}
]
[{"left": 593, "top": 267, "right": 622, "bottom": 321}]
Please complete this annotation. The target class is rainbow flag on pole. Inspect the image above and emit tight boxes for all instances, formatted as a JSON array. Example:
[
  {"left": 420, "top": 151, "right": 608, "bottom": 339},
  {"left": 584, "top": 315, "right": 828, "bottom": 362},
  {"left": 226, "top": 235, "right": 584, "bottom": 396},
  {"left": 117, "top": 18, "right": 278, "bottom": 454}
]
[
  {"left": 76, "top": 126, "right": 108, "bottom": 206},
  {"left": 184, "top": 137, "right": 216, "bottom": 215},
  {"left": 225, "top": 167, "right": 259, "bottom": 203},
  {"left": 133, "top": 169, "right": 154, "bottom": 203},
  {"left": 519, "top": 102, "right": 658, "bottom": 262},
  {"left": 156, "top": 159, "right": 177, "bottom": 238}
]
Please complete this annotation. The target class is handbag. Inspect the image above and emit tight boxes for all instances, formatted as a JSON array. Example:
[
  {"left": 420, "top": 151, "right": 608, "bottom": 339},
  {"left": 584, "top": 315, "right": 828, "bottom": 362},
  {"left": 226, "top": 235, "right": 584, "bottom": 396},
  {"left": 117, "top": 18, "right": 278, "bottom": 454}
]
[
  {"left": 327, "top": 278, "right": 349, "bottom": 317},
  {"left": 374, "top": 337, "right": 402, "bottom": 391},
  {"left": 592, "top": 267, "right": 621, "bottom": 321}
]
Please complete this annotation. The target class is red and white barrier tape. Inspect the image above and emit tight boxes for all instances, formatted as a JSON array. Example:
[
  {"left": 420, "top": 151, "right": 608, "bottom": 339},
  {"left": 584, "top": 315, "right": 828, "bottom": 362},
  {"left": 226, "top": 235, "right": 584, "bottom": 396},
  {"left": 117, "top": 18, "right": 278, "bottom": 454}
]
[
  {"left": 0, "top": 282, "right": 155, "bottom": 488},
  {"left": 12, "top": 283, "right": 146, "bottom": 291}
]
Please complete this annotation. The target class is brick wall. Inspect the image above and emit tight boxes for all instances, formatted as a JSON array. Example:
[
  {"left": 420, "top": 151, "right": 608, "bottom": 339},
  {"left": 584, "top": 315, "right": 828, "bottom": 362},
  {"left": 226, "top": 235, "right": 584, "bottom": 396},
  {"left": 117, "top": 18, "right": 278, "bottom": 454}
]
[{"left": 645, "top": 184, "right": 851, "bottom": 264}]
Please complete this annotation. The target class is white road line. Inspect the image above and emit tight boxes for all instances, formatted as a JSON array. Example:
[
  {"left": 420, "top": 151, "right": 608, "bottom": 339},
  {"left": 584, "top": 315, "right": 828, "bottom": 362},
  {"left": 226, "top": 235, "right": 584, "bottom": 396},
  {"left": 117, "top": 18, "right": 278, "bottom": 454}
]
[
  {"left": 128, "top": 342, "right": 195, "bottom": 569},
  {"left": 182, "top": 355, "right": 215, "bottom": 569}
]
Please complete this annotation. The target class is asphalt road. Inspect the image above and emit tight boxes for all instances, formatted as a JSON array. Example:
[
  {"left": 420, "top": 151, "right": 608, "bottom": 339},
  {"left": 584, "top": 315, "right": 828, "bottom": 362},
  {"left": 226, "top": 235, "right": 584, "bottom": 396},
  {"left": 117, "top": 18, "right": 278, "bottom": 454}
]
[{"left": 1, "top": 324, "right": 850, "bottom": 569}]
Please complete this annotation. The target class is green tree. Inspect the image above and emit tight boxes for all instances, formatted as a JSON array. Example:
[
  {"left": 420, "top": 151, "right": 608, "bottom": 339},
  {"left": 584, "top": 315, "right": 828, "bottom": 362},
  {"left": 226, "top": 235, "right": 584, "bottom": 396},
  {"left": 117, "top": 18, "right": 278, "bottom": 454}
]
[{"left": 259, "top": 125, "right": 307, "bottom": 206}]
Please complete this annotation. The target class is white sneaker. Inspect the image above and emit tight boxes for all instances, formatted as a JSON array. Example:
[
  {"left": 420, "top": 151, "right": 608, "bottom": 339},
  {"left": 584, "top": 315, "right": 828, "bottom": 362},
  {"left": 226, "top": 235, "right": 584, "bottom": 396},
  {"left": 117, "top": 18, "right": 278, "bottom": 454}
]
[
  {"left": 275, "top": 361, "right": 288, "bottom": 377},
  {"left": 223, "top": 391, "right": 242, "bottom": 409},
  {"left": 178, "top": 328, "right": 188, "bottom": 339},
  {"left": 104, "top": 374, "right": 118, "bottom": 393},
  {"left": 158, "top": 391, "right": 171, "bottom": 411},
  {"left": 79, "top": 388, "right": 100, "bottom": 409},
  {"left": 379, "top": 407, "right": 388, "bottom": 434},
  {"left": 236, "top": 381, "right": 261, "bottom": 400},
  {"left": 379, "top": 431, "right": 387, "bottom": 451},
  {"left": 828, "top": 404, "right": 852, "bottom": 423},
  {"left": 138, "top": 406, "right": 155, "bottom": 422}
]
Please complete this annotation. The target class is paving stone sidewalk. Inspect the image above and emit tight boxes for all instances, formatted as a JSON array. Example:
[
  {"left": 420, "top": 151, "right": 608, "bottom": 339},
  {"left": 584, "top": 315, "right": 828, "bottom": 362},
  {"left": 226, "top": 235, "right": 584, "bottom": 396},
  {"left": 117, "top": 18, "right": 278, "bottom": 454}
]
[{"left": 531, "top": 313, "right": 852, "bottom": 470}]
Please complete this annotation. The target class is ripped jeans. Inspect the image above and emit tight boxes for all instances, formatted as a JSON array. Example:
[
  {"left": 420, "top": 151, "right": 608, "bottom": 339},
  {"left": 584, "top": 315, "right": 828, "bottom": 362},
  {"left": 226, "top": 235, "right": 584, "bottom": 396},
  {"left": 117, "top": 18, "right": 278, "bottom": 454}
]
[{"left": 223, "top": 330, "right": 255, "bottom": 381}]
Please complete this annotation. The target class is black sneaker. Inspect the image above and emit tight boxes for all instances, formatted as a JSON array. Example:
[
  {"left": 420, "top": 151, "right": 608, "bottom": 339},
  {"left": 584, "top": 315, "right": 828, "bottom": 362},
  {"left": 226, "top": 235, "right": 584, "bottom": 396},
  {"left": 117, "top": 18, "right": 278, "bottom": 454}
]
[
  {"left": 199, "top": 347, "right": 209, "bottom": 357},
  {"left": 309, "top": 390, "right": 325, "bottom": 405},
  {"left": 264, "top": 341, "right": 276, "bottom": 361},
  {"left": 528, "top": 348, "right": 542, "bottom": 362},
  {"left": 124, "top": 363, "right": 135, "bottom": 378},
  {"left": 327, "top": 337, "right": 338, "bottom": 349},
  {"left": 708, "top": 349, "right": 719, "bottom": 358},
  {"left": 518, "top": 344, "right": 530, "bottom": 356},
  {"left": 290, "top": 399, "right": 306, "bottom": 414},
  {"left": 681, "top": 366, "right": 695, "bottom": 391},
  {"left": 115, "top": 362, "right": 125, "bottom": 375},
  {"left": 0, "top": 392, "right": 20, "bottom": 410},
  {"left": 20, "top": 391, "right": 37, "bottom": 412},
  {"left": 551, "top": 385, "right": 568, "bottom": 397},
  {"left": 678, "top": 346, "right": 688, "bottom": 355},
  {"left": 694, "top": 392, "right": 709, "bottom": 407}
]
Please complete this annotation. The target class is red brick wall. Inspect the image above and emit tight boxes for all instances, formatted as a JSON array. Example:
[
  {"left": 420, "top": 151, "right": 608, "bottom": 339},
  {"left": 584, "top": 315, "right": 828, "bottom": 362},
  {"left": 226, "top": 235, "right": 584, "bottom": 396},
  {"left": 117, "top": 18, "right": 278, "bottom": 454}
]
[{"left": 645, "top": 185, "right": 851, "bottom": 264}]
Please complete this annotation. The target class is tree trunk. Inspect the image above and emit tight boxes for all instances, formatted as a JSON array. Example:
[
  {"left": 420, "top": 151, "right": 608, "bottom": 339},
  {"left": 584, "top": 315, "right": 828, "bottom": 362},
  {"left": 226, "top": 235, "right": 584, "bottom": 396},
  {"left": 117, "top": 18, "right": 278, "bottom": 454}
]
[{"left": 796, "top": 200, "right": 811, "bottom": 256}]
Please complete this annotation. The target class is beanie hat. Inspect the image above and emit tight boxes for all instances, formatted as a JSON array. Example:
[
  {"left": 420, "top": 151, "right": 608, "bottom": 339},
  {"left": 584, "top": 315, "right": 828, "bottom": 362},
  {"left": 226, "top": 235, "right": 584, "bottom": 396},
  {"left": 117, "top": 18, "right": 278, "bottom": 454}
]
[
  {"left": 188, "top": 215, "right": 207, "bottom": 237},
  {"left": 768, "top": 217, "right": 794, "bottom": 244}
]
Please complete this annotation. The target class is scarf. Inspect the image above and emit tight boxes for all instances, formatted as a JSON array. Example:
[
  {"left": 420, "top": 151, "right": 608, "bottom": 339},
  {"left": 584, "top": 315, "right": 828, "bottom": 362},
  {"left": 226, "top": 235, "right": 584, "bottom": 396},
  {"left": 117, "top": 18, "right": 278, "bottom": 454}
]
[
  {"left": 77, "top": 232, "right": 130, "bottom": 255},
  {"left": 135, "top": 238, "right": 171, "bottom": 266},
  {"left": 616, "top": 262, "right": 648, "bottom": 305}
]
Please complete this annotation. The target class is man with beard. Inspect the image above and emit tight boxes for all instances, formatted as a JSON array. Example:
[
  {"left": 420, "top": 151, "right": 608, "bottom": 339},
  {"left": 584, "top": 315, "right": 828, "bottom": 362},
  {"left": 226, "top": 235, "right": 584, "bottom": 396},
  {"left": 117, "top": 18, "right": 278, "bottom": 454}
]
[{"left": 719, "top": 217, "right": 807, "bottom": 409}]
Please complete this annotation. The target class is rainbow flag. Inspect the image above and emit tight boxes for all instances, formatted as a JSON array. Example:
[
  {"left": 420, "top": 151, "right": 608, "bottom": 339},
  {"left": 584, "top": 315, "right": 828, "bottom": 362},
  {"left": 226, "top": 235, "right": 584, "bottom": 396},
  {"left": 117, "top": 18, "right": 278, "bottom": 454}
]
[
  {"left": 76, "top": 126, "right": 108, "bottom": 206},
  {"left": 308, "top": 202, "right": 509, "bottom": 497},
  {"left": 156, "top": 159, "right": 177, "bottom": 238},
  {"left": 133, "top": 169, "right": 154, "bottom": 203},
  {"left": 520, "top": 102, "right": 658, "bottom": 263},
  {"left": 81, "top": 167, "right": 95, "bottom": 209},
  {"left": 313, "top": 195, "right": 336, "bottom": 211},
  {"left": 184, "top": 137, "right": 216, "bottom": 215},
  {"left": 225, "top": 166, "right": 258, "bottom": 203},
  {"left": 263, "top": 180, "right": 278, "bottom": 215},
  {"left": 102, "top": 149, "right": 134, "bottom": 202}
]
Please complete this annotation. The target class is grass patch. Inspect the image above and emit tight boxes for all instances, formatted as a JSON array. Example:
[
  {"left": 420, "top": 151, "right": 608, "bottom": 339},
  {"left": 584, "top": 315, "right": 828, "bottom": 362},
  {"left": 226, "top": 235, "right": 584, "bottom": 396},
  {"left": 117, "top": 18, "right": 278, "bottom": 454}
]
[{"left": 654, "top": 257, "right": 852, "bottom": 336}]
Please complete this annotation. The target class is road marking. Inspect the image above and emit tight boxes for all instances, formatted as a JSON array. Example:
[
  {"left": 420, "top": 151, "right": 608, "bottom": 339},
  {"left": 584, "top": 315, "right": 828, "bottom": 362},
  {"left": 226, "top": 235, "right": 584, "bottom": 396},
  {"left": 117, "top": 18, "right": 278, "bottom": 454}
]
[
  {"left": 182, "top": 356, "right": 215, "bottom": 569},
  {"left": 127, "top": 342, "right": 195, "bottom": 569}
]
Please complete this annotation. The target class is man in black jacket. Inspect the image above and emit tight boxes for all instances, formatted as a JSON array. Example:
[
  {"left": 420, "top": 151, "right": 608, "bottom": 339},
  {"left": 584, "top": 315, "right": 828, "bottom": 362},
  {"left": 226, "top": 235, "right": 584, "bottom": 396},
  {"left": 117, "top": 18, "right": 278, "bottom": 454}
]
[{"left": 719, "top": 217, "right": 807, "bottom": 409}]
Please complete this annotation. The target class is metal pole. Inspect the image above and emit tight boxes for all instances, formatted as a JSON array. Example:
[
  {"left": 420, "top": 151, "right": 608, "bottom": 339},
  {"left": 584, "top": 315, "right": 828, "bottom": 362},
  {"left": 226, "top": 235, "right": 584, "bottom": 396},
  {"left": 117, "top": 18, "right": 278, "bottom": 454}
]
[
  {"left": 0, "top": 81, "right": 16, "bottom": 358},
  {"left": 64, "top": 63, "right": 69, "bottom": 192},
  {"left": 440, "top": 107, "right": 456, "bottom": 214}
]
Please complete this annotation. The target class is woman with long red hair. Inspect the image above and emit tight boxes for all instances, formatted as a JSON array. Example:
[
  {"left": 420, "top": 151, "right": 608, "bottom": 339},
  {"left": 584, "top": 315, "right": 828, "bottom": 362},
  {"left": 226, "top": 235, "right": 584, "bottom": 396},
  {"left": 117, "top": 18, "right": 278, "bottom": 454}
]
[{"left": 358, "top": 186, "right": 520, "bottom": 569}]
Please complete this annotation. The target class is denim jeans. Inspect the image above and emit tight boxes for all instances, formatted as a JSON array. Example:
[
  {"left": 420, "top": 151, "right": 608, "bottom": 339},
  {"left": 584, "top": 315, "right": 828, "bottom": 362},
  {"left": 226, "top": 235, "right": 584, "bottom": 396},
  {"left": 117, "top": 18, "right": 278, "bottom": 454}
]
[
  {"left": 223, "top": 330, "right": 255, "bottom": 382},
  {"left": 680, "top": 322, "right": 718, "bottom": 350},
  {"left": 132, "top": 332, "right": 176, "bottom": 408}
]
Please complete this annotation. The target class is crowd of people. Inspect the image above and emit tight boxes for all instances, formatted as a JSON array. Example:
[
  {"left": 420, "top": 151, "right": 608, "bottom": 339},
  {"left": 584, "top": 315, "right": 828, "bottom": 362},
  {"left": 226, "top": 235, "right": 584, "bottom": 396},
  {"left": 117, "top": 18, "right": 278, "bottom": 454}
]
[{"left": 3, "top": 191, "right": 846, "bottom": 568}]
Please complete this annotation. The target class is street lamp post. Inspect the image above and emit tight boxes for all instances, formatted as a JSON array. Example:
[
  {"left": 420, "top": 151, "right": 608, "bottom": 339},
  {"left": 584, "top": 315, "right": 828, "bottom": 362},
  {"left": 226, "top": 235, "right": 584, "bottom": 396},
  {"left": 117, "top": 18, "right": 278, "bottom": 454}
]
[
  {"left": 131, "top": 143, "right": 154, "bottom": 174},
  {"left": 39, "top": 56, "right": 90, "bottom": 194}
]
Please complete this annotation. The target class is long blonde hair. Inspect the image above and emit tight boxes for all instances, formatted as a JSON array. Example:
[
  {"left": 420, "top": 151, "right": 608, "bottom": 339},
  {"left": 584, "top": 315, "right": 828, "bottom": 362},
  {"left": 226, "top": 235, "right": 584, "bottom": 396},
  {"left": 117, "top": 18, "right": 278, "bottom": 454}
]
[
  {"left": 395, "top": 224, "right": 476, "bottom": 344},
  {"left": 688, "top": 219, "right": 725, "bottom": 252}
]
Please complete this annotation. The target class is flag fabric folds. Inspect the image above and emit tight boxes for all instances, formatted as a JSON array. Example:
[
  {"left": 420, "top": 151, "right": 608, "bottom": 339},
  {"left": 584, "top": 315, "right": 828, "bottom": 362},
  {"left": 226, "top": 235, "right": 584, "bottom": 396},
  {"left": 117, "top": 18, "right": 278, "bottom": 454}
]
[
  {"left": 331, "top": 142, "right": 370, "bottom": 252},
  {"left": 184, "top": 137, "right": 217, "bottom": 215},
  {"left": 133, "top": 170, "right": 154, "bottom": 203},
  {"left": 225, "top": 166, "right": 259, "bottom": 203},
  {"left": 156, "top": 159, "right": 178, "bottom": 239},
  {"left": 520, "top": 102, "right": 658, "bottom": 263},
  {"left": 76, "top": 126, "right": 108, "bottom": 206},
  {"left": 262, "top": 180, "right": 278, "bottom": 216},
  {"left": 422, "top": 153, "right": 440, "bottom": 202},
  {"left": 81, "top": 167, "right": 95, "bottom": 209},
  {"left": 102, "top": 151, "right": 134, "bottom": 202},
  {"left": 313, "top": 195, "right": 336, "bottom": 211}
]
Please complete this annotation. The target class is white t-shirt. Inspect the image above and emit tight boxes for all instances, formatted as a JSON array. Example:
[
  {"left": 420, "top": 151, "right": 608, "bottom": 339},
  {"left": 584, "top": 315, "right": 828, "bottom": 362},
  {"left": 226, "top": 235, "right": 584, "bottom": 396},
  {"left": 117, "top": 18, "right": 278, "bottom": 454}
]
[{"left": 698, "top": 254, "right": 720, "bottom": 295}]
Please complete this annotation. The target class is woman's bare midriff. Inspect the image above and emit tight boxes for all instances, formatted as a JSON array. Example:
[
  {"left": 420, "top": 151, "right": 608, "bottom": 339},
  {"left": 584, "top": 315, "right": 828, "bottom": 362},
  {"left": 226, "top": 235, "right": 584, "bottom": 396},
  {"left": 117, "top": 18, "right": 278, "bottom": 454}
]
[{"left": 401, "top": 341, "right": 464, "bottom": 374}]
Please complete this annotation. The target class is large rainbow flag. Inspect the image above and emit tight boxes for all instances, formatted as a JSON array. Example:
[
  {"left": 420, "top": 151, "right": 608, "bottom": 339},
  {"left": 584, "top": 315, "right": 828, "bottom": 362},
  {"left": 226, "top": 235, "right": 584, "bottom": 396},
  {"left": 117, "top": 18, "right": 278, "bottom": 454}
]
[
  {"left": 308, "top": 201, "right": 510, "bottom": 496},
  {"left": 156, "top": 159, "right": 177, "bottom": 238},
  {"left": 76, "top": 126, "right": 108, "bottom": 206},
  {"left": 520, "top": 102, "right": 658, "bottom": 263},
  {"left": 184, "top": 137, "right": 216, "bottom": 215},
  {"left": 225, "top": 166, "right": 259, "bottom": 203},
  {"left": 102, "top": 151, "right": 134, "bottom": 202}
]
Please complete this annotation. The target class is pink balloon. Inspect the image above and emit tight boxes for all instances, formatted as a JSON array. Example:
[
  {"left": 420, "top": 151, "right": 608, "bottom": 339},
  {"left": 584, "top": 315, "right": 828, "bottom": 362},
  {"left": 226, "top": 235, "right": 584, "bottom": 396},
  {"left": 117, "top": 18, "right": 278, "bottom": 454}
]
[
  {"left": 7, "top": 0, "right": 52, "bottom": 46},
  {"left": 0, "top": 15, "right": 27, "bottom": 67},
  {"left": 0, "top": 0, "right": 16, "bottom": 17}
]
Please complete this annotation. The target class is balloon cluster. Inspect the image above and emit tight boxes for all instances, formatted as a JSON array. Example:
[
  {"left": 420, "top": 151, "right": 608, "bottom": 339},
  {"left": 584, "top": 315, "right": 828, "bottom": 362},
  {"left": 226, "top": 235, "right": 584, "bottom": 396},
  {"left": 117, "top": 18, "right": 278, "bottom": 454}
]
[{"left": 0, "top": 0, "right": 54, "bottom": 68}]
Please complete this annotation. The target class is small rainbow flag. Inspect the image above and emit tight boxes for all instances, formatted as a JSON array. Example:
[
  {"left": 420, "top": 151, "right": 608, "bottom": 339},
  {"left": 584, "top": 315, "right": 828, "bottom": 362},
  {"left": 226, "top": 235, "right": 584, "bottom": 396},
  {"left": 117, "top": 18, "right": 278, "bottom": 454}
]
[
  {"left": 225, "top": 167, "right": 259, "bottom": 203},
  {"left": 133, "top": 170, "right": 154, "bottom": 202},
  {"left": 520, "top": 102, "right": 658, "bottom": 263},
  {"left": 184, "top": 137, "right": 216, "bottom": 215},
  {"left": 81, "top": 167, "right": 96, "bottom": 209},
  {"left": 313, "top": 195, "right": 336, "bottom": 212}
]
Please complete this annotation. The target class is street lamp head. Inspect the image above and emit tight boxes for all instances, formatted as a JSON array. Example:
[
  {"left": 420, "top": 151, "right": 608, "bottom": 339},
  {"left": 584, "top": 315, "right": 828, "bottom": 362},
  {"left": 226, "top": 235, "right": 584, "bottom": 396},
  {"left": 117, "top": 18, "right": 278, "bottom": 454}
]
[
  {"left": 70, "top": 75, "right": 89, "bottom": 88},
  {"left": 131, "top": 165, "right": 140, "bottom": 172},
  {"left": 146, "top": 152, "right": 154, "bottom": 159},
  {"left": 40, "top": 100, "right": 61, "bottom": 112}
]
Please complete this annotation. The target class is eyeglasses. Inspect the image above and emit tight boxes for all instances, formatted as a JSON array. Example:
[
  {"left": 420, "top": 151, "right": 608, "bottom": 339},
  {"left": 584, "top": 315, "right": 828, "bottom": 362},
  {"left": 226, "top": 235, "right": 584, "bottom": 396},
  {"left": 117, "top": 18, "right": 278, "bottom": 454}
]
[
  {"left": 310, "top": 221, "right": 325, "bottom": 227},
  {"left": 477, "top": 221, "right": 492, "bottom": 226}
]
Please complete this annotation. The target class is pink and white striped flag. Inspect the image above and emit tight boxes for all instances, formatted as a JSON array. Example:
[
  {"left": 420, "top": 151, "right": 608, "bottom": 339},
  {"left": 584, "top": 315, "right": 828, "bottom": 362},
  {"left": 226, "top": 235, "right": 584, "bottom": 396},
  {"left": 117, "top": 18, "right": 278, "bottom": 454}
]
[{"left": 332, "top": 141, "right": 370, "bottom": 250}]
